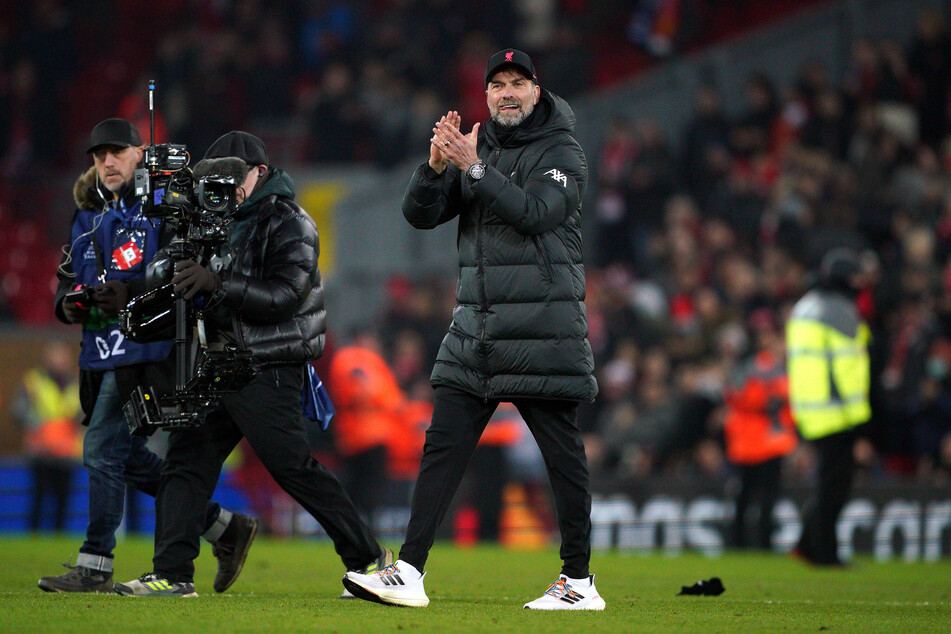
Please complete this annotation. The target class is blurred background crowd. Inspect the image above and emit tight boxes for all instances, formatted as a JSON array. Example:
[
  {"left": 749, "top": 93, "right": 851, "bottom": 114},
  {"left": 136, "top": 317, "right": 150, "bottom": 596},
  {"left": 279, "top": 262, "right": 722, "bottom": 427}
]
[{"left": 3, "top": 0, "right": 951, "bottom": 538}]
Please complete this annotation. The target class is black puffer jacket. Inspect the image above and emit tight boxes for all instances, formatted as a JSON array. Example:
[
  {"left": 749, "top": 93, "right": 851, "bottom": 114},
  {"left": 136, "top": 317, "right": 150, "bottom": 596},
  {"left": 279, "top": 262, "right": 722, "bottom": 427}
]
[
  {"left": 215, "top": 169, "right": 326, "bottom": 365},
  {"left": 401, "top": 90, "right": 597, "bottom": 402}
]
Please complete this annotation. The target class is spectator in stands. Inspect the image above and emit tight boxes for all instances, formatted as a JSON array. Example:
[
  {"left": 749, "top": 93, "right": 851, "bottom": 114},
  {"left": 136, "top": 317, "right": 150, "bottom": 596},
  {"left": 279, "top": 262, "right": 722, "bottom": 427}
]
[
  {"left": 626, "top": 119, "right": 681, "bottom": 267},
  {"left": 909, "top": 11, "right": 951, "bottom": 147},
  {"left": 681, "top": 84, "right": 730, "bottom": 205},
  {"left": 306, "top": 62, "right": 367, "bottom": 162},
  {"left": 799, "top": 89, "right": 850, "bottom": 161},
  {"left": 14, "top": 341, "right": 82, "bottom": 533},
  {"left": 723, "top": 308, "right": 797, "bottom": 550},
  {"left": 344, "top": 48, "right": 604, "bottom": 611},
  {"left": 40, "top": 118, "right": 255, "bottom": 594},
  {"left": 731, "top": 73, "right": 778, "bottom": 160},
  {"left": 787, "top": 248, "right": 871, "bottom": 566},
  {"left": 593, "top": 117, "right": 637, "bottom": 267}
]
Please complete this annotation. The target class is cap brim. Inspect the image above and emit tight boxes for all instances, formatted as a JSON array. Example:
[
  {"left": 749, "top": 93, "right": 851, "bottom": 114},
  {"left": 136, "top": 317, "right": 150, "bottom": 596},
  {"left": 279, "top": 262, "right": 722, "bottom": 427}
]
[
  {"left": 86, "top": 141, "right": 134, "bottom": 154},
  {"left": 485, "top": 63, "right": 535, "bottom": 85}
]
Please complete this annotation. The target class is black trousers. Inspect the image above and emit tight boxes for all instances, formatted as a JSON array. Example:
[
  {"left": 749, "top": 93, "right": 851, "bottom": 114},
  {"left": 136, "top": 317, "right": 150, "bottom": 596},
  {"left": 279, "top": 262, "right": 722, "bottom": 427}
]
[
  {"left": 797, "top": 429, "right": 855, "bottom": 565},
  {"left": 400, "top": 386, "right": 592, "bottom": 578},
  {"left": 731, "top": 457, "right": 782, "bottom": 549},
  {"left": 154, "top": 364, "right": 382, "bottom": 582}
]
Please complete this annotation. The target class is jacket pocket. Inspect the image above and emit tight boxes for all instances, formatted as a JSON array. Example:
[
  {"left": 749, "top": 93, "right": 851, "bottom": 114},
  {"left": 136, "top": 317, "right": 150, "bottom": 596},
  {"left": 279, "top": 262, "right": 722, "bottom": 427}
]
[{"left": 532, "top": 235, "right": 554, "bottom": 284}]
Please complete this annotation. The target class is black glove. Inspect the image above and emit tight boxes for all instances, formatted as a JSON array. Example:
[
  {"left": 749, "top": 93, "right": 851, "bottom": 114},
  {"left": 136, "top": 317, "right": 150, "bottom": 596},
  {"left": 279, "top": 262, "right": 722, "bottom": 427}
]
[
  {"left": 677, "top": 577, "right": 724, "bottom": 596},
  {"left": 61, "top": 296, "right": 89, "bottom": 324},
  {"left": 171, "top": 259, "right": 219, "bottom": 300},
  {"left": 91, "top": 281, "right": 129, "bottom": 317}
]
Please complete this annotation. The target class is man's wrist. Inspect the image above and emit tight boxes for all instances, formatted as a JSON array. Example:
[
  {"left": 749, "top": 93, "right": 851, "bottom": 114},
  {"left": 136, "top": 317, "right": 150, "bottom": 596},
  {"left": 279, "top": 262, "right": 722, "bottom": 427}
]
[
  {"left": 426, "top": 159, "right": 448, "bottom": 175},
  {"left": 465, "top": 160, "right": 486, "bottom": 181}
]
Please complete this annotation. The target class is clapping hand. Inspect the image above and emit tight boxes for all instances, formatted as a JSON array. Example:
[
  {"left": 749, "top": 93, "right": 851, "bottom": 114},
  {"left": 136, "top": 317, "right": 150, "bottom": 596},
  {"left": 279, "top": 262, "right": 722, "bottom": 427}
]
[
  {"left": 432, "top": 117, "right": 480, "bottom": 172},
  {"left": 429, "top": 111, "right": 461, "bottom": 173}
]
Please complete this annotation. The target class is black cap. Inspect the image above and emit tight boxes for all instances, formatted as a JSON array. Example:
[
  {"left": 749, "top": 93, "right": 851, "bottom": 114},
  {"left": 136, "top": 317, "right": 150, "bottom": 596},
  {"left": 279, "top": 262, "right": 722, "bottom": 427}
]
[
  {"left": 86, "top": 118, "right": 142, "bottom": 154},
  {"left": 819, "top": 247, "right": 860, "bottom": 287},
  {"left": 203, "top": 130, "right": 269, "bottom": 165},
  {"left": 485, "top": 49, "right": 537, "bottom": 85}
]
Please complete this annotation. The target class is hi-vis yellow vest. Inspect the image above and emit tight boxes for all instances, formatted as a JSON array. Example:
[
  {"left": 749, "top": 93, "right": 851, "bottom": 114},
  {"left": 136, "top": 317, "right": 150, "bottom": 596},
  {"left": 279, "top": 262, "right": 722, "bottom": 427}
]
[
  {"left": 22, "top": 368, "right": 81, "bottom": 458},
  {"left": 786, "top": 289, "right": 871, "bottom": 440}
]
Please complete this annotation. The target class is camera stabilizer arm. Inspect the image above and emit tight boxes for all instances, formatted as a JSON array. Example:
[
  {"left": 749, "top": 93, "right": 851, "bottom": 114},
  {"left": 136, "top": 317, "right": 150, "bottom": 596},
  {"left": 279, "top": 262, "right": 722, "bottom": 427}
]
[{"left": 118, "top": 80, "right": 255, "bottom": 436}]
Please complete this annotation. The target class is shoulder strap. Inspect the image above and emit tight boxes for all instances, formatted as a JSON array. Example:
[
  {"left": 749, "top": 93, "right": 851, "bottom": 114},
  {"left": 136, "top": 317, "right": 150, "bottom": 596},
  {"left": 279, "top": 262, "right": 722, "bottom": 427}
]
[{"left": 90, "top": 237, "right": 106, "bottom": 283}]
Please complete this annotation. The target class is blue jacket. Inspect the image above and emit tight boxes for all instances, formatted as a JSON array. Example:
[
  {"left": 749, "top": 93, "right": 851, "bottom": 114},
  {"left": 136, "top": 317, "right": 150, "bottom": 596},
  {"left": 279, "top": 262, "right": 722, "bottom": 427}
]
[{"left": 56, "top": 181, "right": 171, "bottom": 371}]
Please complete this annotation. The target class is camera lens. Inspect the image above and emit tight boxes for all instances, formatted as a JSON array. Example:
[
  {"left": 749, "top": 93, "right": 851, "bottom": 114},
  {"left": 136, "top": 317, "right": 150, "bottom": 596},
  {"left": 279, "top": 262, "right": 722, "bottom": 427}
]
[
  {"left": 196, "top": 175, "right": 237, "bottom": 215},
  {"left": 204, "top": 187, "right": 228, "bottom": 210}
]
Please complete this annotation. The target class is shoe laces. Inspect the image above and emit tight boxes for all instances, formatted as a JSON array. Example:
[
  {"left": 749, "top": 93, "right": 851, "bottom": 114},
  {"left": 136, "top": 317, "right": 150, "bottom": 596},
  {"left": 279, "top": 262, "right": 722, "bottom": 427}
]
[
  {"left": 58, "top": 558, "right": 101, "bottom": 580},
  {"left": 543, "top": 577, "right": 587, "bottom": 602},
  {"left": 543, "top": 578, "right": 569, "bottom": 597},
  {"left": 58, "top": 554, "right": 80, "bottom": 572},
  {"left": 375, "top": 563, "right": 400, "bottom": 577}
]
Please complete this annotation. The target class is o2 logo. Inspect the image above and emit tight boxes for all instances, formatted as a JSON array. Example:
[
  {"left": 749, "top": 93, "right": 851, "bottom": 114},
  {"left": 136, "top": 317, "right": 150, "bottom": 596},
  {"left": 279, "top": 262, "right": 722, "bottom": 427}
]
[{"left": 95, "top": 330, "right": 126, "bottom": 360}]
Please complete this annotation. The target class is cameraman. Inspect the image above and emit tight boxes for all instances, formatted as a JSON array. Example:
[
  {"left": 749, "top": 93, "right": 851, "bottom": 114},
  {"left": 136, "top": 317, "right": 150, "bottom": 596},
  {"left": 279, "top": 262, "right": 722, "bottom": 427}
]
[
  {"left": 115, "top": 131, "right": 391, "bottom": 597},
  {"left": 41, "top": 119, "right": 256, "bottom": 594}
]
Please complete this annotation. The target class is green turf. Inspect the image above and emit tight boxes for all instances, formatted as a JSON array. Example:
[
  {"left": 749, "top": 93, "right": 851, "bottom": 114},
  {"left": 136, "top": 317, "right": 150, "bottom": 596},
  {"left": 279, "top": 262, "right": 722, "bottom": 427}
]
[{"left": 1, "top": 535, "right": 950, "bottom": 632}]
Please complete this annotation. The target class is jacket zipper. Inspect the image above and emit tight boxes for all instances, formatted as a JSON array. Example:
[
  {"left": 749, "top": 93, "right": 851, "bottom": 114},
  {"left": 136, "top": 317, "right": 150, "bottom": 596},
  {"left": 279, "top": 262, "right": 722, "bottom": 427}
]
[
  {"left": 478, "top": 146, "right": 500, "bottom": 402},
  {"left": 477, "top": 203, "right": 489, "bottom": 402}
]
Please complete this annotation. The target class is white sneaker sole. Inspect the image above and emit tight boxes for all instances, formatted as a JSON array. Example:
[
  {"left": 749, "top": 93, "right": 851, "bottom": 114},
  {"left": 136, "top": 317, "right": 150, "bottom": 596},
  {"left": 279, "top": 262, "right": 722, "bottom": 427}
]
[
  {"left": 524, "top": 595, "right": 606, "bottom": 610},
  {"left": 341, "top": 575, "right": 430, "bottom": 607}
]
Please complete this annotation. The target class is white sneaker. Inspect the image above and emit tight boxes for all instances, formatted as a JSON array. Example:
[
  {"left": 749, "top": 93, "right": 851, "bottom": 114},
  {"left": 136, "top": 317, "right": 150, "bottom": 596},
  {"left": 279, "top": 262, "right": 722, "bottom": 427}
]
[
  {"left": 341, "top": 559, "right": 429, "bottom": 607},
  {"left": 523, "top": 574, "right": 606, "bottom": 610}
]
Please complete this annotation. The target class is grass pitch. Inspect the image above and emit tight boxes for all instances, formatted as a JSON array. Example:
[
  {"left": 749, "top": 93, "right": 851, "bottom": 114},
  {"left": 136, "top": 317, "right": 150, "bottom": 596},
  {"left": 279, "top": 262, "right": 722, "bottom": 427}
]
[{"left": 1, "top": 535, "right": 950, "bottom": 632}]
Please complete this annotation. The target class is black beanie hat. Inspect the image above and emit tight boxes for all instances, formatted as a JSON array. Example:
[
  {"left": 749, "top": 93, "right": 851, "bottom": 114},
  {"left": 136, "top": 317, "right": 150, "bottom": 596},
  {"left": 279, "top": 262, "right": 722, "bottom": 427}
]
[{"left": 203, "top": 131, "right": 268, "bottom": 165}]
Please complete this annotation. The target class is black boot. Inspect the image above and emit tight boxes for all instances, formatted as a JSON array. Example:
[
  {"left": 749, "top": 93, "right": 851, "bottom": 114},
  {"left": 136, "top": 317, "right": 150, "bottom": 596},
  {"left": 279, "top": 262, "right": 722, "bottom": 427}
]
[{"left": 211, "top": 513, "right": 259, "bottom": 592}]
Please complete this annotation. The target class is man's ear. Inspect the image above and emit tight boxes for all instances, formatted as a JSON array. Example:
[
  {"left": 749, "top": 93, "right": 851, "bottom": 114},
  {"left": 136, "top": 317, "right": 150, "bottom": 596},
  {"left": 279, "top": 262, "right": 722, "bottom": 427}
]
[{"left": 533, "top": 84, "right": 541, "bottom": 104}]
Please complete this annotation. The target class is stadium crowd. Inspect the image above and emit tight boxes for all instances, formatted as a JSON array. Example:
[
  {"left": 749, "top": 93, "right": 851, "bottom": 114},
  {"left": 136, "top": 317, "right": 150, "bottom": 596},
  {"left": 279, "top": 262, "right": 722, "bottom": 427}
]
[
  {"left": 1, "top": 0, "right": 823, "bottom": 324},
  {"left": 3, "top": 0, "right": 951, "bottom": 529}
]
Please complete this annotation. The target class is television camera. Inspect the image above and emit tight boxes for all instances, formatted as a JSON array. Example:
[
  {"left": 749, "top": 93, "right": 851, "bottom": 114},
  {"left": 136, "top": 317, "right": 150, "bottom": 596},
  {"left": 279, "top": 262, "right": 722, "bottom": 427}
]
[{"left": 119, "top": 80, "right": 255, "bottom": 437}]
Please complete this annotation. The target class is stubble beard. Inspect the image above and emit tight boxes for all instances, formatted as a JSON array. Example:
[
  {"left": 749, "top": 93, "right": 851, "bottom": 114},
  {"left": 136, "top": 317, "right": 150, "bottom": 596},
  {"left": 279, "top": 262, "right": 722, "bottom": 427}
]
[{"left": 491, "top": 100, "right": 534, "bottom": 128}]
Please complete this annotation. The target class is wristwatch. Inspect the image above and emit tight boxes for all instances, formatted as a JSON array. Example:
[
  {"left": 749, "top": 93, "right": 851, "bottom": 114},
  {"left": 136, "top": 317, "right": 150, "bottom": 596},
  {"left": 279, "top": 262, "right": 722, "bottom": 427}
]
[{"left": 466, "top": 161, "right": 486, "bottom": 181}]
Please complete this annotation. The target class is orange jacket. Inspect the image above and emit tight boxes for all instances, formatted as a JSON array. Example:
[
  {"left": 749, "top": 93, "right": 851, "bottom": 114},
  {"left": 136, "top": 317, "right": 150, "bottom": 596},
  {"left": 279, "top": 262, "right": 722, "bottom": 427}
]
[
  {"left": 723, "top": 350, "right": 798, "bottom": 465},
  {"left": 19, "top": 368, "right": 82, "bottom": 459},
  {"left": 479, "top": 402, "right": 523, "bottom": 446},
  {"left": 328, "top": 346, "right": 406, "bottom": 456},
  {"left": 387, "top": 399, "right": 432, "bottom": 480}
]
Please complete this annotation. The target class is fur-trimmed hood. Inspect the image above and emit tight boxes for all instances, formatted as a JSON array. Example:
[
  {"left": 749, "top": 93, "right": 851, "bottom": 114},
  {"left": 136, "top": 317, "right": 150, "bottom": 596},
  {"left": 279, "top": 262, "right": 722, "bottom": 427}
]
[{"left": 72, "top": 166, "right": 108, "bottom": 210}]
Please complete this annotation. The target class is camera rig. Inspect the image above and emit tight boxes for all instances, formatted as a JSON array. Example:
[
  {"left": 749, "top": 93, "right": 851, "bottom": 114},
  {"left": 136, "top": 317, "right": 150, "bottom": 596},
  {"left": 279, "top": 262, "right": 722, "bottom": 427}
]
[
  {"left": 120, "top": 80, "right": 254, "bottom": 437},
  {"left": 123, "top": 348, "right": 256, "bottom": 434}
]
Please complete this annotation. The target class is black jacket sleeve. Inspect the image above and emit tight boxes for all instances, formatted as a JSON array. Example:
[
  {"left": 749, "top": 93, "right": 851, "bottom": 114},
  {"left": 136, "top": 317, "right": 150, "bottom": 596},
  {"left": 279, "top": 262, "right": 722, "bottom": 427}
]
[{"left": 401, "top": 162, "right": 464, "bottom": 229}]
